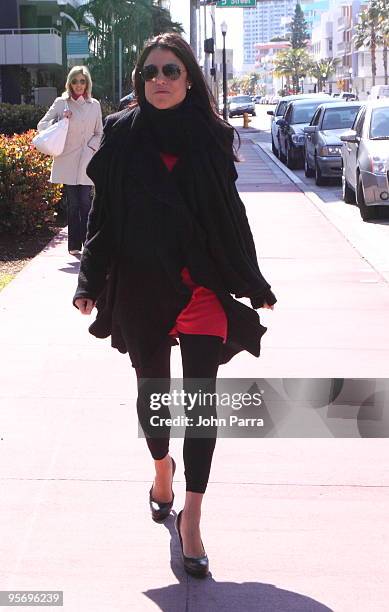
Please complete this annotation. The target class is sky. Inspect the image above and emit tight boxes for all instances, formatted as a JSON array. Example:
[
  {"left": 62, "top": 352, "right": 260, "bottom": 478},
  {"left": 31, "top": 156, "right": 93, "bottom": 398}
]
[{"left": 169, "top": 1, "right": 244, "bottom": 71}]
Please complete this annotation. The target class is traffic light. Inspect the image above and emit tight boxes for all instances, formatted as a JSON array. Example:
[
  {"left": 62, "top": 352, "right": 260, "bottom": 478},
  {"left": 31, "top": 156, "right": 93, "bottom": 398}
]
[{"left": 204, "top": 37, "right": 215, "bottom": 54}]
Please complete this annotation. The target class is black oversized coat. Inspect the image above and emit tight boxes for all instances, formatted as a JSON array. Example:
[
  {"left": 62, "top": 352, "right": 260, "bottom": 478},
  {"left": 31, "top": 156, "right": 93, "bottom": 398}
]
[{"left": 73, "top": 105, "right": 277, "bottom": 368}]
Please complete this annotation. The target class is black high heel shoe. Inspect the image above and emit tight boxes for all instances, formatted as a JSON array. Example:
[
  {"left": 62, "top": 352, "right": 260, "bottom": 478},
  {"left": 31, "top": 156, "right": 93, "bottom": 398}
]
[
  {"left": 149, "top": 456, "right": 176, "bottom": 522},
  {"left": 175, "top": 510, "right": 209, "bottom": 578}
]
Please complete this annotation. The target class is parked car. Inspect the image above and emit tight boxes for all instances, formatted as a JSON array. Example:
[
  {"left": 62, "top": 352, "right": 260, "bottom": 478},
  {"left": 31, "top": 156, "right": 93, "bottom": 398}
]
[
  {"left": 228, "top": 95, "right": 256, "bottom": 118},
  {"left": 340, "top": 99, "right": 389, "bottom": 220},
  {"left": 303, "top": 102, "right": 361, "bottom": 185},
  {"left": 276, "top": 96, "right": 336, "bottom": 169},
  {"left": 253, "top": 95, "right": 262, "bottom": 103},
  {"left": 268, "top": 93, "right": 332, "bottom": 157},
  {"left": 339, "top": 92, "right": 358, "bottom": 101}
]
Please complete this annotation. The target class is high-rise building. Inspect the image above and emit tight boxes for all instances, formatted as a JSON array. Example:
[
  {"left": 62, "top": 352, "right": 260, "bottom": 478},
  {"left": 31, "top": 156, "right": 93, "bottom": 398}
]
[
  {"left": 300, "top": 0, "right": 330, "bottom": 35},
  {"left": 243, "top": 0, "right": 295, "bottom": 69}
]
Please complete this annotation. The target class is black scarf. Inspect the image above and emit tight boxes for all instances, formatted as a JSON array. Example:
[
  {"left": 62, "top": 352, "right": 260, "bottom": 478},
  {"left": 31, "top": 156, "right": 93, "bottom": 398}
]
[{"left": 140, "top": 97, "right": 191, "bottom": 155}]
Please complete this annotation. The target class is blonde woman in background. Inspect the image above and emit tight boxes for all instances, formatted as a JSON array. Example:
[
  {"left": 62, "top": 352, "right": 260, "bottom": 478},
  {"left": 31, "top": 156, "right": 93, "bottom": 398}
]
[{"left": 37, "top": 66, "right": 103, "bottom": 255}]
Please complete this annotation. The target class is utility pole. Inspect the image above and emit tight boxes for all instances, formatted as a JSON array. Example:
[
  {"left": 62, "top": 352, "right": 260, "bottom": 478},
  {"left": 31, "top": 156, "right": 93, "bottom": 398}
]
[
  {"left": 111, "top": 12, "right": 116, "bottom": 104},
  {"left": 118, "top": 37, "right": 122, "bottom": 101},
  {"left": 190, "top": 0, "right": 198, "bottom": 55},
  {"left": 203, "top": 2, "right": 210, "bottom": 88},
  {"left": 211, "top": 3, "right": 218, "bottom": 101}
]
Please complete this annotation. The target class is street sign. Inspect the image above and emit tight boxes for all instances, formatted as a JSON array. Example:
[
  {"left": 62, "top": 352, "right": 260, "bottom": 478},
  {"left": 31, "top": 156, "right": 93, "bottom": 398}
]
[
  {"left": 66, "top": 31, "right": 89, "bottom": 58},
  {"left": 217, "top": 0, "right": 256, "bottom": 7}
]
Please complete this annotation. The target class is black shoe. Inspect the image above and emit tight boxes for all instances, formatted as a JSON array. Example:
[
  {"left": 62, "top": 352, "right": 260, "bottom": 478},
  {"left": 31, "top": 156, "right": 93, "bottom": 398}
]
[
  {"left": 149, "top": 456, "right": 176, "bottom": 522},
  {"left": 175, "top": 510, "right": 209, "bottom": 578}
]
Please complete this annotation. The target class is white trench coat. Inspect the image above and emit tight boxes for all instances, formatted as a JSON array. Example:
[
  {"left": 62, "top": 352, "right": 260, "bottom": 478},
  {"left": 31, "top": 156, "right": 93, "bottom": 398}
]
[{"left": 37, "top": 93, "right": 103, "bottom": 186}]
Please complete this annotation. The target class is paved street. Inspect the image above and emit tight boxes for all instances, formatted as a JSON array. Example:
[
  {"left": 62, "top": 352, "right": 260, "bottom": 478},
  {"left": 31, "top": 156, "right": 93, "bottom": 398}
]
[{"left": 0, "top": 112, "right": 389, "bottom": 611}]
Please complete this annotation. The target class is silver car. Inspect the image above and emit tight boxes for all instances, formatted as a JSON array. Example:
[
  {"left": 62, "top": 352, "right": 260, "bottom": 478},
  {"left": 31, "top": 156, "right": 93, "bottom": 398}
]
[
  {"left": 341, "top": 100, "right": 389, "bottom": 220},
  {"left": 228, "top": 95, "right": 256, "bottom": 118},
  {"left": 304, "top": 102, "right": 361, "bottom": 185},
  {"left": 268, "top": 93, "right": 331, "bottom": 157}
]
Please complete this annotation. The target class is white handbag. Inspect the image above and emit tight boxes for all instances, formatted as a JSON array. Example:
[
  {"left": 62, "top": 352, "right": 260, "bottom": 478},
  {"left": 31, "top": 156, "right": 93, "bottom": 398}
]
[{"left": 33, "top": 102, "right": 70, "bottom": 157}]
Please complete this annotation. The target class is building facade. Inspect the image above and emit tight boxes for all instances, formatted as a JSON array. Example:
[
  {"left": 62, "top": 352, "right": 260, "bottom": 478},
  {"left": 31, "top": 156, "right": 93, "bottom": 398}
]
[
  {"left": 310, "top": 0, "right": 387, "bottom": 97},
  {"left": 0, "top": 0, "right": 84, "bottom": 104},
  {"left": 243, "top": 0, "right": 295, "bottom": 70},
  {"left": 255, "top": 40, "right": 291, "bottom": 94}
]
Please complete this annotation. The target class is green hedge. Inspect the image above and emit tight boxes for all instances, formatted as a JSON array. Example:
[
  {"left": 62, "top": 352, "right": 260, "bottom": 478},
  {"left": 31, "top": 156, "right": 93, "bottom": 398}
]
[
  {"left": 0, "top": 100, "right": 120, "bottom": 136},
  {"left": 0, "top": 103, "right": 48, "bottom": 135}
]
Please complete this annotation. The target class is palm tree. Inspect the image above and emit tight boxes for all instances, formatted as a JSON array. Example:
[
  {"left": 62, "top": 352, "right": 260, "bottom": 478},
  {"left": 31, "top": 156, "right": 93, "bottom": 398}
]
[
  {"left": 309, "top": 58, "right": 338, "bottom": 92},
  {"left": 354, "top": 0, "right": 382, "bottom": 87},
  {"left": 273, "top": 47, "right": 312, "bottom": 93}
]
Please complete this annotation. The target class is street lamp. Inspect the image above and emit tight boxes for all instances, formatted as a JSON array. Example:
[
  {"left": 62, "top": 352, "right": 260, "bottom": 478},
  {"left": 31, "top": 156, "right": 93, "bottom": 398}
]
[{"left": 221, "top": 20, "right": 228, "bottom": 121}]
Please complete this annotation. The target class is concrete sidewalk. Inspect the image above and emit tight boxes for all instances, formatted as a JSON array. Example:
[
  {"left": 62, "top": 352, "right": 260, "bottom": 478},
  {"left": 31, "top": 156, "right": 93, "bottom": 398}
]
[{"left": 0, "top": 136, "right": 388, "bottom": 611}]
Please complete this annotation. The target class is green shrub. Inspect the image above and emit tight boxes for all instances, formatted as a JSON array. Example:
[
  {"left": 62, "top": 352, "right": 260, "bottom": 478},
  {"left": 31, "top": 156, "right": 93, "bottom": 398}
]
[
  {"left": 0, "top": 100, "right": 120, "bottom": 137},
  {"left": 0, "top": 130, "right": 63, "bottom": 234},
  {"left": 0, "top": 103, "right": 48, "bottom": 135}
]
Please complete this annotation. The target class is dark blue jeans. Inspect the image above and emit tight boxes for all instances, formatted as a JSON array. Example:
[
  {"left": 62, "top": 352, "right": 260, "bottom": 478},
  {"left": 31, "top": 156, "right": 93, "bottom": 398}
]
[{"left": 65, "top": 185, "right": 92, "bottom": 251}]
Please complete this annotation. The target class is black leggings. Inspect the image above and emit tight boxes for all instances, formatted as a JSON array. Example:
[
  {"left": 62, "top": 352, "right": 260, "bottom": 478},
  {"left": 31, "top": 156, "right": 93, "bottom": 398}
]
[{"left": 135, "top": 333, "right": 223, "bottom": 494}]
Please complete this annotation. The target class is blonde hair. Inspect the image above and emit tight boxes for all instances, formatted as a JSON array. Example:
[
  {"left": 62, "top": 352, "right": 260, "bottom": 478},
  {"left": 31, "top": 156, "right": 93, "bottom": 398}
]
[{"left": 63, "top": 66, "right": 93, "bottom": 99}]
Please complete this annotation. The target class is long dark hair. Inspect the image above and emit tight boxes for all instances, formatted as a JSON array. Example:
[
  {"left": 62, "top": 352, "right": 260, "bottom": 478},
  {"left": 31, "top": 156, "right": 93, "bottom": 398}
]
[{"left": 132, "top": 32, "right": 240, "bottom": 160}]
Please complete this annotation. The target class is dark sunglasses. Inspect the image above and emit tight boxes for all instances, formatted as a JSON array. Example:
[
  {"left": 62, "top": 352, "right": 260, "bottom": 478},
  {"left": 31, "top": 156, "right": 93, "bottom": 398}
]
[
  {"left": 140, "top": 63, "right": 185, "bottom": 82},
  {"left": 71, "top": 78, "right": 86, "bottom": 85}
]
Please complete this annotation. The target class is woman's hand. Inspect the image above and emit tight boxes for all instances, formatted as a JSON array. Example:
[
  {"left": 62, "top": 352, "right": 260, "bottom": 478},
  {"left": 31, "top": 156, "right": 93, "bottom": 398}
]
[
  {"left": 262, "top": 302, "right": 274, "bottom": 310},
  {"left": 75, "top": 298, "right": 95, "bottom": 314},
  {"left": 63, "top": 109, "right": 72, "bottom": 119}
]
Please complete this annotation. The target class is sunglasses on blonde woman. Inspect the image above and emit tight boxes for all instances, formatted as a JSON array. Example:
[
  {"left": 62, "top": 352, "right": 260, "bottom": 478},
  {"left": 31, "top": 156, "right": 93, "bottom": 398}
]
[
  {"left": 71, "top": 78, "right": 86, "bottom": 85},
  {"left": 140, "top": 64, "right": 185, "bottom": 82}
]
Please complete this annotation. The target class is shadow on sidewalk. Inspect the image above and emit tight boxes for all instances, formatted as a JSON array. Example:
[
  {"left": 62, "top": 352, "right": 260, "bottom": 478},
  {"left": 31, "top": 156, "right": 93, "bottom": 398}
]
[
  {"left": 142, "top": 514, "right": 334, "bottom": 612},
  {"left": 59, "top": 260, "right": 80, "bottom": 274}
]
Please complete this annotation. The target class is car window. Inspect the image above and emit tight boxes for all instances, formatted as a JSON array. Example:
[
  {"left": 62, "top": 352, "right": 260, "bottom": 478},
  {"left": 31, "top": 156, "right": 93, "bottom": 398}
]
[
  {"left": 311, "top": 109, "right": 322, "bottom": 126},
  {"left": 291, "top": 102, "right": 327, "bottom": 124},
  {"left": 370, "top": 107, "right": 389, "bottom": 138},
  {"left": 276, "top": 101, "right": 288, "bottom": 116},
  {"left": 284, "top": 104, "right": 293, "bottom": 121},
  {"left": 353, "top": 107, "right": 366, "bottom": 134},
  {"left": 232, "top": 96, "right": 252, "bottom": 103},
  {"left": 321, "top": 106, "right": 361, "bottom": 130}
]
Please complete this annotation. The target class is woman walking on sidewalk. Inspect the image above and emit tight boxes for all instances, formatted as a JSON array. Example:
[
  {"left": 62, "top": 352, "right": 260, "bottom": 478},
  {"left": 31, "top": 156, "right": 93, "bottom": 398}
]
[
  {"left": 73, "top": 33, "right": 276, "bottom": 578},
  {"left": 37, "top": 66, "right": 103, "bottom": 255}
]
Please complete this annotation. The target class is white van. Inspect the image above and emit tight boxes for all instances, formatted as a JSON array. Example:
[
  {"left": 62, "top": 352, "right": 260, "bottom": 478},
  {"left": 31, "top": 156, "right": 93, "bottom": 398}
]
[{"left": 368, "top": 85, "right": 389, "bottom": 100}]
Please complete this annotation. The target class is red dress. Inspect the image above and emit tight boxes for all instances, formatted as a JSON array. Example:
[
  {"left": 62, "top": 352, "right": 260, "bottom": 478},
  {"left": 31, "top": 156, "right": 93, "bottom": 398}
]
[{"left": 160, "top": 152, "right": 228, "bottom": 343}]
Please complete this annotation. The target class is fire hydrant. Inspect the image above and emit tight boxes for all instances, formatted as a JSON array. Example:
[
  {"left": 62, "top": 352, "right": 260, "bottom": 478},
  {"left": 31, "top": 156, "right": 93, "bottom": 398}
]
[{"left": 243, "top": 112, "right": 251, "bottom": 129}]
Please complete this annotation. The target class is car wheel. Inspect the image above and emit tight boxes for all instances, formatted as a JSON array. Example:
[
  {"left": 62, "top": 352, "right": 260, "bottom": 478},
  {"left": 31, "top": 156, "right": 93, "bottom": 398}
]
[
  {"left": 342, "top": 173, "right": 355, "bottom": 204},
  {"left": 357, "top": 175, "right": 375, "bottom": 221},
  {"left": 228, "top": 113, "right": 233, "bottom": 119},
  {"left": 314, "top": 158, "right": 326, "bottom": 186},
  {"left": 271, "top": 136, "right": 279, "bottom": 157},
  {"left": 304, "top": 153, "right": 314, "bottom": 178},
  {"left": 252, "top": 111, "right": 256, "bottom": 117},
  {"left": 286, "top": 144, "right": 297, "bottom": 169}
]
